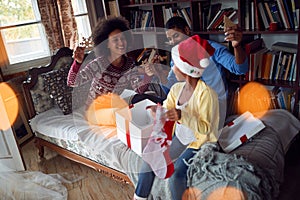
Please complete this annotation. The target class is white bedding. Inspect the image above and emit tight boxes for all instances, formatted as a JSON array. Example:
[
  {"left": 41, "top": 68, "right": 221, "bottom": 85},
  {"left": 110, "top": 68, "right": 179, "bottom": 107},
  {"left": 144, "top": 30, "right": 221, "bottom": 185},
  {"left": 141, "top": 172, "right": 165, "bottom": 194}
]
[{"left": 29, "top": 107, "right": 118, "bottom": 142}]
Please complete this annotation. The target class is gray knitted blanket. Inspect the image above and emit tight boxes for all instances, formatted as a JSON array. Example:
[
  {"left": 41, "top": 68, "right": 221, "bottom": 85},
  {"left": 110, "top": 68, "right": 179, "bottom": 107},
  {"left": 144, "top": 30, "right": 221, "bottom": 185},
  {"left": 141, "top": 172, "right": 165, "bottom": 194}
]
[{"left": 186, "top": 142, "right": 275, "bottom": 200}]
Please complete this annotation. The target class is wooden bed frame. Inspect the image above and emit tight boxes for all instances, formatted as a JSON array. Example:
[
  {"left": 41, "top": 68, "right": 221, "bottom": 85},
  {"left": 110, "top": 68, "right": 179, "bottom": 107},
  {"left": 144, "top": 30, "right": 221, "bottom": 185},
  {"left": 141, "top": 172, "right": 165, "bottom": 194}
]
[{"left": 22, "top": 47, "right": 132, "bottom": 185}]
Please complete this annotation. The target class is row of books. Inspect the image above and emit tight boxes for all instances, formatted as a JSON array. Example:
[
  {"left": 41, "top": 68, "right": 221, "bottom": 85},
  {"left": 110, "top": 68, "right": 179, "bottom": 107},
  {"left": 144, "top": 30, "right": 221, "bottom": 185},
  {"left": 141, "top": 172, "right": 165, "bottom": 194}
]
[
  {"left": 128, "top": 6, "right": 191, "bottom": 30},
  {"left": 129, "top": 10, "right": 154, "bottom": 30},
  {"left": 227, "top": 86, "right": 296, "bottom": 117},
  {"left": 130, "top": 0, "right": 169, "bottom": 4},
  {"left": 162, "top": 6, "right": 191, "bottom": 28},
  {"left": 270, "top": 87, "right": 295, "bottom": 112},
  {"left": 206, "top": 7, "right": 237, "bottom": 30},
  {"left": 243, "top": 0, "right": 299, "bottom": 30},
  {"left": 245, "top": 40, "right": 297, "bottom": 82}
]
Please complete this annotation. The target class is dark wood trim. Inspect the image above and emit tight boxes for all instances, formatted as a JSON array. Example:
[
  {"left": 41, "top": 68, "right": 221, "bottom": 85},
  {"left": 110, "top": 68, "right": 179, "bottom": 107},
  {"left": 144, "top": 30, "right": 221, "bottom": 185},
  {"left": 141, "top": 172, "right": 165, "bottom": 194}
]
[{"left": 35, "top": 137, "right": 133, "bottom": 185}]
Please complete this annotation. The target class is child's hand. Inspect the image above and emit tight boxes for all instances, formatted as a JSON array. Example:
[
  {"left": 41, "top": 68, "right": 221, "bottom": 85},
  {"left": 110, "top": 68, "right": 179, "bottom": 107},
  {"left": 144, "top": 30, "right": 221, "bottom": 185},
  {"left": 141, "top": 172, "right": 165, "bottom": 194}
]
[
  {"left": 146, "top": 105, "right": 157, "bottom": 119},
  {"left": 165, "top": 108, "right": 181, "bottom": 121}
]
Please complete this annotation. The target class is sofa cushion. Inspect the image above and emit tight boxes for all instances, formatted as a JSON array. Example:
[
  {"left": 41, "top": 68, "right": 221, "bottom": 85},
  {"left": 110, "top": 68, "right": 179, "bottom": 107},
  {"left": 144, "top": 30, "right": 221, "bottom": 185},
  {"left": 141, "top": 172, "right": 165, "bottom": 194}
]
[
  {"left": 30, "top": 75, "right": 55, "bottom": 114},
  {"left": 41, "top": 65, "right": 73, "bottom": 115}
]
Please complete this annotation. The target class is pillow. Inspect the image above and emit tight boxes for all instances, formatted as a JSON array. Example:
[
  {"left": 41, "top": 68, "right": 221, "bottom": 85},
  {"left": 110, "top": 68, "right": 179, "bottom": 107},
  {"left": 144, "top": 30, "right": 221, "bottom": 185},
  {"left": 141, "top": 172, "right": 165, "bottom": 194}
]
[
  {"left": 41, "top": 65, "right": 73, "bottom": 115},
  {"left": 85, "top": 93, "right": 128, "bottom": 126},
  {"left": 30, "top": 75, "right": 55, "bottom": 114}
]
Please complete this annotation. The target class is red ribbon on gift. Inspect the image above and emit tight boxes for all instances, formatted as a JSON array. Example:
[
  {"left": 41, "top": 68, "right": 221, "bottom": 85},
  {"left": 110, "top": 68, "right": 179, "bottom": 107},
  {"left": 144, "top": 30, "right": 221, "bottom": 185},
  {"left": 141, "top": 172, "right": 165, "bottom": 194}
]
[
  {"left": 240, "top": 134, "right": 248, "bottom": 143},
  {"left": 126, "top": 131, "right": 131, "bottom": 149},
  {"left": 227, "top": 121, "right": 234, "bottom": 127}
]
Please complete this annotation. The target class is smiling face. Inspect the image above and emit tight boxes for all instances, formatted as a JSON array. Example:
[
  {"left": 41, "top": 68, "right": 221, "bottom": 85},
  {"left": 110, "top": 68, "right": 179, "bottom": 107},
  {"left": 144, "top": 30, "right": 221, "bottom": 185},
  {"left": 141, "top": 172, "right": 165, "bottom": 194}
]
[
  {"left": 166, "top": 27, "right": 189, "bottom": 46},
  {"left": 107, "top": 29, "right": 127, "bottom": 58}
]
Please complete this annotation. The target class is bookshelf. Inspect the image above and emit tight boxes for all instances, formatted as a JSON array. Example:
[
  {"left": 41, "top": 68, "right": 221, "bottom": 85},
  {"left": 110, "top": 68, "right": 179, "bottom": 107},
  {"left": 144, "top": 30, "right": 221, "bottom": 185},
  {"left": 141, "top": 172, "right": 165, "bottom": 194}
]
[{"left": 104, "top": 0, "right": 299, "bottom": 119}]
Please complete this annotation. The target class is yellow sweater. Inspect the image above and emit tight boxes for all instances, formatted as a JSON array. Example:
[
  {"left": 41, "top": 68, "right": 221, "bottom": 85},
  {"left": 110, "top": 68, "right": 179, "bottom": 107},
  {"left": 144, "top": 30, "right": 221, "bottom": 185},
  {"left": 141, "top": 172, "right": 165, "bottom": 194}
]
[{"left": 163, "top": 80, "right": 219, "bottom": 149}]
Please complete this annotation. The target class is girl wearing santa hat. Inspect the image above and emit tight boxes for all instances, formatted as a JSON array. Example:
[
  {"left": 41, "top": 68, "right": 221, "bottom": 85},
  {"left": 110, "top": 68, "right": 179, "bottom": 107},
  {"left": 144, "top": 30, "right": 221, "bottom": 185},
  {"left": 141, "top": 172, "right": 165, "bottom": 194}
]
[{"left": 134, "top": 35, "right": 219, "bottom": 200}]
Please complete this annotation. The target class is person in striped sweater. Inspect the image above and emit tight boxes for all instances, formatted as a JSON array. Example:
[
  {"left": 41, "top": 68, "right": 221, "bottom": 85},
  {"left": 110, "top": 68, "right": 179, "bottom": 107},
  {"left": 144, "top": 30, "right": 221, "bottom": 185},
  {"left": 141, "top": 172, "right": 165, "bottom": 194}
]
[{"left": 67, "top": 16, "right": 151, "bottom": 107}]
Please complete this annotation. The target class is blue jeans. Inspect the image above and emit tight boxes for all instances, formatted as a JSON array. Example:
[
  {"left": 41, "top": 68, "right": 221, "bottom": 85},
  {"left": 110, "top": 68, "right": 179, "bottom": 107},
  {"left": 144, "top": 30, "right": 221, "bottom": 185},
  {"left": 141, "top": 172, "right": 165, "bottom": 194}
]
[{"left": 135, "top": 136, "right": 198, "bottom": 199}]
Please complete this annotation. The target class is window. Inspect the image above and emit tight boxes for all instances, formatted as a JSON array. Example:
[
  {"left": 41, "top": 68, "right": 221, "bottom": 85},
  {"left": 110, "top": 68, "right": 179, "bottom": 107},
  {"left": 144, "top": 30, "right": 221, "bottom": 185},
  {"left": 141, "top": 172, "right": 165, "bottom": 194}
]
[
  {"left": 71, "top": 0, "right": 92, "bottom": 44},
  {"left": 0, "top": 0, "right": 91, "bottom": 74},
  {"left": 0, "top": 0, "right": 50, "bottom": 65}
]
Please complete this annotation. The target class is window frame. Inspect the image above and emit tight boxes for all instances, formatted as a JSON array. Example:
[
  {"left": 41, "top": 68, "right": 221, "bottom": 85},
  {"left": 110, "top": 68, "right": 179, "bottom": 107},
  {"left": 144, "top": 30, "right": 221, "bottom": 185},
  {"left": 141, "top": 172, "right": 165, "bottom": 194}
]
[
  {"left": 1, "top": 0, "right": 93, "bottom": 76},
  {"left": 0, "top": 0, "right": 51, "bottom": 76}
]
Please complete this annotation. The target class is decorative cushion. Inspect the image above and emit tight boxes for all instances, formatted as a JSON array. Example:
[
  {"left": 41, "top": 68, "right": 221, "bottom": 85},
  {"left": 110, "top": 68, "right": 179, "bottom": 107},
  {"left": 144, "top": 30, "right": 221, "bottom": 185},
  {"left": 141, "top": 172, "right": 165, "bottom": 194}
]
[
  {"left": 30, "top": 76, "right": 55, "bottom": 114},
  {"left": 41, "top": 65, "right": 73, "bottom": 115}
]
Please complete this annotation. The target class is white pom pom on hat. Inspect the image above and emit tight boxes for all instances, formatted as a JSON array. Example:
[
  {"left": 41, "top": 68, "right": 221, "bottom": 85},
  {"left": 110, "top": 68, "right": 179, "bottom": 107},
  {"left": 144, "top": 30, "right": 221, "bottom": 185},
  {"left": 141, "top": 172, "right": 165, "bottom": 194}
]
[{"left": 171, "top": 35, "right": 215, "bottom": 78}]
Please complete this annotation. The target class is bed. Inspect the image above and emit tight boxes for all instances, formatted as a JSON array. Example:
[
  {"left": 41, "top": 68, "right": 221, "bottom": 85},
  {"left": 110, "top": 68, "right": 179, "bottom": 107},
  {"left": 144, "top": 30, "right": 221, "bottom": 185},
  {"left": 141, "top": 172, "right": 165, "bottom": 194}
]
[{"left": 22, "top": 47, "right": 300, "bottom": 199}]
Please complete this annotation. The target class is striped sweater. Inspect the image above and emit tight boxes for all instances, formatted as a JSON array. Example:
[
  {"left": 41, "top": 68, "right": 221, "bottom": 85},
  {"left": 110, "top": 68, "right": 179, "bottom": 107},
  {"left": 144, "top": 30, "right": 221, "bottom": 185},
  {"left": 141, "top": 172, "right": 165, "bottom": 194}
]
[{"left": 67, "top": 55, "right": 149, "bottom": 106}]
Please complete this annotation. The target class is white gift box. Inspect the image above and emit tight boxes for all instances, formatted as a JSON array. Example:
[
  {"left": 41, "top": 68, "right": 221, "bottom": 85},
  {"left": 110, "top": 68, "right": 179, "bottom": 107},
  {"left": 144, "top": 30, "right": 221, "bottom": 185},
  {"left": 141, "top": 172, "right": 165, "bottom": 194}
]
[
  {"left": 115, "top": 99, "right": 156, "bottom": 155},
  {"left": 218, "top": 111, "right": 266, "bottom": 153}
]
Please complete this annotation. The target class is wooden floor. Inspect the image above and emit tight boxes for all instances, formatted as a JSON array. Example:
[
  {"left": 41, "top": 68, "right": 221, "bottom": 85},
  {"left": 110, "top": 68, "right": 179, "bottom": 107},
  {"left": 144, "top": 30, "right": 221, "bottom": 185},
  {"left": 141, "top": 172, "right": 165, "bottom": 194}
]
[
  {"left": 20, "top": 136, "right": 300, "bottom": 200},
  {"left": 21, "top": 139, "right": 135, "bottom": 200}
]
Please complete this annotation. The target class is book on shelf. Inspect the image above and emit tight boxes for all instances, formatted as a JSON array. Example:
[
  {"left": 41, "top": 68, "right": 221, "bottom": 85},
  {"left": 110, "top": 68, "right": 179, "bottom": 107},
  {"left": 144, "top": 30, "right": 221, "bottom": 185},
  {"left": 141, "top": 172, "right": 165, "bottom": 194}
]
[
  {"left": 276, "top": 0, "right": 291, "bottom": 29},
  {"left": 269, "top": 87, "right": 295, "bottom": 112},
  {"left": 180, "top": 7, "right": 192, "bottom": 29},
  {"left": 251, "top": 1, "right": 255, "bottom": 30},
  {"left": 207, "top": 3, "right": 222, "bottom": 25},
  {"left": 292, "top": 61, "right": 297, "bottom": 82},
  {"left": 244, "top": 38, "right": 264, "bottom": 80},
  {"left": 258, "top": 2, "right": 270, "bottom": 29},
  {"left": 162, "top": 6, "right": 173, "bottom": 25},
  {"left": 274, "top": 51, "right": 284, "bottom": 80},
  {"left": 277, "top": 53, "right": 290, "bottom": 80},
  {"left": 248, "top": 47, "right": 268, "bottom": 81},
  {"left": 271, "top": 42, "right": 298, "bottom": 54},
  {"left": 244, "top": 0, "right": 251, "bottom": 30},
  {"left": 218, "top": 10, "right": 237, "bottom": 30},
  {"left": 255, "top": 48, "right": 269, "bottom": 79},
  {"left": 261, "top": 51, "right": 274, "bottom": 80},
  {"left": 290, "top": 0, "right": 299, "bottom": 28},
  {"left": 264, "top": 2, "right": 275, "bottom": 23},
  {"left": 254, "top": 0, "right": 263, "bottom": 30},
  {"left": 207, "top": 9, "right": 223, "bottom": 29},
  {"left": 288, "top": 53, "right": 297, "bottom": 81},
  {"left": 269, "top": 51, "right": 280, "bottom": 80},
  {"left": 208, "top": 8, "right": 235, "bottom": 30},
  {"left": 282, "top": 0, "right": 295, "bottom": 28},
  {"left": 269, "top": 1, "right": 284, "bottom": 29},
  {"left": 283, "top": 53, "right": 293, "bottom": 81}
]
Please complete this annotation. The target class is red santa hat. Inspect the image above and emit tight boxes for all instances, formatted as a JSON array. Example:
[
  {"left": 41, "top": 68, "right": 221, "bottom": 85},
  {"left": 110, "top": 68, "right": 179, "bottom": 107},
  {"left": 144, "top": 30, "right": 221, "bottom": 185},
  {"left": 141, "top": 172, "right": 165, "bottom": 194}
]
[{"left": 171, "top": 35, "right": 215, "bottom": 78}]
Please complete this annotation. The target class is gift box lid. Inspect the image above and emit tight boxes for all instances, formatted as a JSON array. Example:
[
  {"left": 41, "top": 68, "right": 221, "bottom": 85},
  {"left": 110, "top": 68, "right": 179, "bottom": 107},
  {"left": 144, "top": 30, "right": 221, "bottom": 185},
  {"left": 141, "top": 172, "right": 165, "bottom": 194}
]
[
  {"left": 218, "top": 111, "right": 266, "bottom": 153},
  {"left": 115, "top": 99, "right": 156, "bottom": 136}
]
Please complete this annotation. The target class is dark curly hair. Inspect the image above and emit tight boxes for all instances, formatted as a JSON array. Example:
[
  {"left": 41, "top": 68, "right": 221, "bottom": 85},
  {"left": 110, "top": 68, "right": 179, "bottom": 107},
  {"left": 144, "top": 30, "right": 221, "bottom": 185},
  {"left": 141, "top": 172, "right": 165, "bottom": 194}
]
[
  {"left": 92, "top": 16, "right": 132, "bottom": 56},
  {"left": 165, "top": 16, "right": 189, "bottom": 31}
]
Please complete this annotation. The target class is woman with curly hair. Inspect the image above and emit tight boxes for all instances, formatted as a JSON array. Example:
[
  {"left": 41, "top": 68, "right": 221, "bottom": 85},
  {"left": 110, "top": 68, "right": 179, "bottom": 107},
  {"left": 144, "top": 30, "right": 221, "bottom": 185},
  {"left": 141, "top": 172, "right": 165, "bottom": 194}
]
[{"left": 67, "top": 16, "right": 150, "bottom": 106}]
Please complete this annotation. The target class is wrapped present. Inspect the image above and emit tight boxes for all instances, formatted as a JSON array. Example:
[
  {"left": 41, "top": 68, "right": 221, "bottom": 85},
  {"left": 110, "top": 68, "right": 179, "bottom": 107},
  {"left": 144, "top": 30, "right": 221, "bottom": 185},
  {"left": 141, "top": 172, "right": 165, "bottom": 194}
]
[{"left": 116, "top": 99, "right": 156, "bottom": 155}]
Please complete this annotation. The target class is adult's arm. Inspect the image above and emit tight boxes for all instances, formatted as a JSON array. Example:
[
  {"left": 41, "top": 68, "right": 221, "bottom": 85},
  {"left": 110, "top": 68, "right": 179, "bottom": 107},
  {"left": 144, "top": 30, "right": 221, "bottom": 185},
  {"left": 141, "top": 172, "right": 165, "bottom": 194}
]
[{"left": 209, "top": 41, "right": 248, "bottom": 75}]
